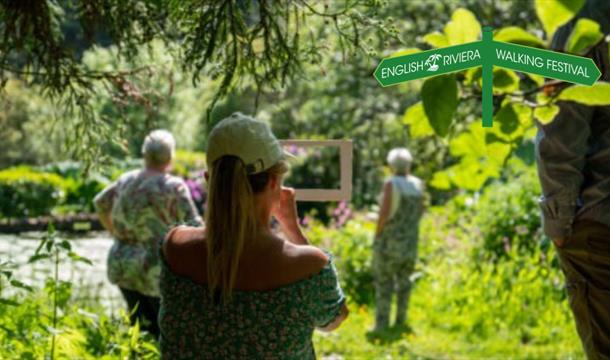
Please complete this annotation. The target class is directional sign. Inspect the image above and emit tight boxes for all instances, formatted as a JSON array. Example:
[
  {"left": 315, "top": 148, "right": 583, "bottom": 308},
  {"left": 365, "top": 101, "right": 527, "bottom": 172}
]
[
  {"left": 492, "top": 41, "right": 600, "bottom": 85},
  {"left": 373, "top": 26, "right": 602, "bottom": 127},
  {"left": 374, "top": 42, "right": 483, "bottom": 86}
]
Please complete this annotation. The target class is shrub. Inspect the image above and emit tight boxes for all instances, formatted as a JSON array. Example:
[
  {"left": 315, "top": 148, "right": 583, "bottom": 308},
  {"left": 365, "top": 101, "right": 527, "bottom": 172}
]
[
  {"left": 172, "top": 150, "right": 206, "bottom": 178},
  {"left": 413, "top": 208, "right": 572, "bottom": 347},
  {"left": 0, "top": 166, "right": 67, "bottom": 218},
  {"left": 474, "top": 167, "right": 543, "bottom": 260},
  {"left": 306, "top": 214, "right": 376, "bottom": 306},
  {"left": 39, "top": 161, "right": 110, "bottom": 213}
]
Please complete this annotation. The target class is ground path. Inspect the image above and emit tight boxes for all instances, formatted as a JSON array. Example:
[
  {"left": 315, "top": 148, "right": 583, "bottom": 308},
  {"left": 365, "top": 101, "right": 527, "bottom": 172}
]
[{"left": 0, "top": 232, "right": 123, "bottom": 311}]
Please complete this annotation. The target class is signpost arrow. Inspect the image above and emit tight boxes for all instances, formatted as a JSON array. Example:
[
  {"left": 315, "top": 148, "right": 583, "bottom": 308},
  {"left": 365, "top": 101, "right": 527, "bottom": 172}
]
[
  {"left": 374, "top": 42, "right": 483, "bottom": 87},
  {"left": 373, "top": 26, "right": 602, "bottom": 128},
  {"left": 492, "top": 40, "right": 601, "bottom": 86}
]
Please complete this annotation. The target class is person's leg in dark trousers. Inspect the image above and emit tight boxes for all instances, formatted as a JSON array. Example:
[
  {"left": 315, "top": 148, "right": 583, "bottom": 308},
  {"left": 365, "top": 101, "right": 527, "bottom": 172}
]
[
  {"left": 119, "top": 287, "right": 160, "bottom": 338},
  {"left": 556, "top": 220, "right": 610, "bottom": 360}
]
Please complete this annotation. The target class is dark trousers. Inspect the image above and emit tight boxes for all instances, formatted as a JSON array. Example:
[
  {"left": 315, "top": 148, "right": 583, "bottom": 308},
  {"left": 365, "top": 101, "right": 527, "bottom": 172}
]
[
  {"left": 119, "top": 287, "right": 160, "bottom": 339},
  {"left": 556, "top": 220, "right": 610, "bottom": 360}
]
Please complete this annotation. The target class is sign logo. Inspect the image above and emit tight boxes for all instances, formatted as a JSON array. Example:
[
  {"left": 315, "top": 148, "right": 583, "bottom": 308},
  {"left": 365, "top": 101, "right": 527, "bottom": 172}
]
[
  {"left": 374, "top": 27, "right": 602, "bottom": 127},
  {"left": 425, "top": 54, "right": 441, "bottom": 72}
]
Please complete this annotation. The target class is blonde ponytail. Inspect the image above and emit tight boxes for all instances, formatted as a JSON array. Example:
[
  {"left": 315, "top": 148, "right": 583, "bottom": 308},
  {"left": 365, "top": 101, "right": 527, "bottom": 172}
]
[
  {"left": 206, "top": 156, "right": 257, "bottom": 304},
  {"left": 205, "top": 157, "right": 289, "bottom": 304}
]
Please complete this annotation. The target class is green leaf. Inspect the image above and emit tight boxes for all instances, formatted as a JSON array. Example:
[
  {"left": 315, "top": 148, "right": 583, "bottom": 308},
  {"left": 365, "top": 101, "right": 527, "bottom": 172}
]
[
  {"left": 421, "top": 74, "right": 458, "bottom": 137},
  {"left": 527, "top": 73, "right": 545, "bottom": 87},
  {"left": 0, "top": 298, "right": 19, "bottom": 306},
  {"left": 450, "top": 123, "right": 487, "bottom": 158},
  {"left": 441, "top": 161, "right": 492, "bottom": 191},
  {"left": 59, "top": 240, "right": 72, "bottom": 251},
  {"left": 534, "top": 104, "right": 561, "bottom": 124},
  {"left": 422, "top": 32, "right": 449, "bottom": 48},
  {"left": 491, "top": 68, "right": 520, "bottom": 94},
  {"left": 496, "top": 101, "right": 534, "bottom": 135},
  {"left": 10, "top": 279, "right": 33, "bottom": 292},
  {"left": 494, "top": 27, "right": 545, "bottom": 48},
  {"left": 403, "top": 102, "right": 434, "bottom": 138},
  {"left": 445, "top": 122, "right": 513, "bottom": 190},
  {"left": 464, "top": 67, "right": 482, "bottom": 86},
  {"left": 444, "top": 8, "right": 481, "bottom": 45},
  {"left": 565, "top": 18, "right": 604, "bottom": 55},
  {"left": 494, "top": 103, "right": 521, "bottom": 136},
  {"left": 28, "top": 253, "right": 51, "bottom": 263},
  {"left": 34, "top": 237, "right": 47, "bottom": 256},
  {"left": 557, "top": 82, "right": 610, "bottom": 105},
  {"left": 430, "top": 170, "right": 452, "bottom": 190},
  {"left": 68, "top": 251, "right": 93, "bottom": 266},
  {"left": 535, "top": 0, "right": 585, "bottom": 39}
]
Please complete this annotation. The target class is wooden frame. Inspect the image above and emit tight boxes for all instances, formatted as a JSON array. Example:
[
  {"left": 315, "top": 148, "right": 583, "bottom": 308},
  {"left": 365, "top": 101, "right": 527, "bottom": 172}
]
[{"left": 279, "top": 139, "right": 353, "bottom": 202}]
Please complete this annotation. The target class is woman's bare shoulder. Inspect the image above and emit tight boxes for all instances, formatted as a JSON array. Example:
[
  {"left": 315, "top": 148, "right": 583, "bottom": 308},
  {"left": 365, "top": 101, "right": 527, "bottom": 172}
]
[
  {"left": 163, "top": 226, "right": 206, "bottom": 277},
  {"left": 280, "top": 241, "right": 329, "bottom": 280}
]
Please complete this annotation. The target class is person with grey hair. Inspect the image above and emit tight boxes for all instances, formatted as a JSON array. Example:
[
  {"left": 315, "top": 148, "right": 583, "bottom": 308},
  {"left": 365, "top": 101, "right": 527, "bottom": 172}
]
[
  {"left": 371, "top": 147, "right": 425, "bottom": 333},
  {"left": 142, "top": 129, "right": 176, "bottom": 168},
  {"left": 94, "top": 129, "right": 202, "bottom": 338}
]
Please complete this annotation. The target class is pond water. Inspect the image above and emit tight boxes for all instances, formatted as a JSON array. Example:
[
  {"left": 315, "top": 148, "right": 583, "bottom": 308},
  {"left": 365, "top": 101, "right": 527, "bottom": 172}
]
[{"left": 0, "top": 232, "right": 124, "bottom": 312}]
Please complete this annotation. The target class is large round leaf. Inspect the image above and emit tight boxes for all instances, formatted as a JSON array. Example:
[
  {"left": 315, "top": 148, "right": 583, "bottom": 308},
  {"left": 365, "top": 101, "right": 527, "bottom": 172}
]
[
  {"left": 421, "top": 74, "right": 458, "bottom": 137},
  {"left": 558, "top": 82, "right": 610, "bottom": 105},
  {"left": 444, "top": 8, "right": 481, "bottom": 45},
  {"left": 565, "top": 18, "right": 604, "bottom": 55},
  {"left": 494, "top": 27, "right": 545, "bottom": 48},
  {"left": 403, "top": 101, "right": 435, "bottom": 138},
  {"left": 535, "top": 0, "right": 585, "bottom": 39}
]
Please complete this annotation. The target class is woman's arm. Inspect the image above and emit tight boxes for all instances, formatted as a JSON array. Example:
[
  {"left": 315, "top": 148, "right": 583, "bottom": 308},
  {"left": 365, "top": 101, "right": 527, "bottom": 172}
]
[
  {"left": 317, "top": 303, "right": 349, "bottom": 332},
  {"left": 375, "top": 181, "right": 393, "bottom": 238},
  {"left": 93, "top": 182, "right": 119, "bottom": 236},
  {"left": 98, "top": 212, "right": 116, "bottom": 235}
]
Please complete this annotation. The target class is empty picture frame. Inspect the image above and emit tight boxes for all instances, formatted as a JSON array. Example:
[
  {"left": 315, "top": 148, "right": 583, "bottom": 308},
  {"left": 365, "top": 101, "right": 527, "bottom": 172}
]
[{"left": 279, "top": 139, "right": 353, "bottom": 202}]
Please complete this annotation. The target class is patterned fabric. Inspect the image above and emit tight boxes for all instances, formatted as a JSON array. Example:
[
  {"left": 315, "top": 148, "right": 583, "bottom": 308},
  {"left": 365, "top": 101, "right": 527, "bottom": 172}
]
[
  {"left": 373, "top": 176, "right": 424, "bottom": 329},
  {"left": 94, "top": 169, "right": 201, "bottom": 297},
  {"left": 158, "top": 248, "right": 345, "bottom": 359},
  {"left": 388, "top": 175, "right": 424, "bottom": 220}
]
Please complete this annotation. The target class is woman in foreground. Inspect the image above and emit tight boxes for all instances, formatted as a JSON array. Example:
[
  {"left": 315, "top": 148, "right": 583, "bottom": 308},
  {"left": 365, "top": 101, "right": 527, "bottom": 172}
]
[{"left": 159, "top": 113, "right": 348, "bottom": 359}]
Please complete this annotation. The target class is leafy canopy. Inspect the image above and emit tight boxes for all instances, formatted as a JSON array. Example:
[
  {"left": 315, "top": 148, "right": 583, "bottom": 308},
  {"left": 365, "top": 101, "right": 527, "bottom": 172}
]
[{"left": 402, "top": 1, "right": 610, "bottom": 191}]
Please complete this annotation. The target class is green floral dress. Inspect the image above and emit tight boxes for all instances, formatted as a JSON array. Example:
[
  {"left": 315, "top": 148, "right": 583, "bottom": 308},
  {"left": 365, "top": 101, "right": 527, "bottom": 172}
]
[{"left": 158, "top": 247, "right": 345, "bottom": 359}]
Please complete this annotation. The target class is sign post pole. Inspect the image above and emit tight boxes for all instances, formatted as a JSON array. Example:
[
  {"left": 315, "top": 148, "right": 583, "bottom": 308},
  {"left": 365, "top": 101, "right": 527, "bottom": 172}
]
[{"left": 481, "top": 27, "right": 494, "bottom": 128}]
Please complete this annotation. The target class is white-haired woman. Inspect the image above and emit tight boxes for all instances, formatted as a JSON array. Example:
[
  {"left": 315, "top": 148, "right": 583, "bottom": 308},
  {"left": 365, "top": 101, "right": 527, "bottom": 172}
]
[
  {"left": 159, "top": 113, "right": 348, "bottom": 359},
  {"left": 372, "top": 147, "right": 425, "bottom": 332},
  {"left": 94, "top": 130, "right": 202, "bottom": 338}
]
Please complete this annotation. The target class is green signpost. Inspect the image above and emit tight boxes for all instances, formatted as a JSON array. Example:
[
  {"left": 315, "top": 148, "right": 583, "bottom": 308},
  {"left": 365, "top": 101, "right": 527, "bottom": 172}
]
[{"left": 374, "top": 27, "right": 602, "bottom": 127}]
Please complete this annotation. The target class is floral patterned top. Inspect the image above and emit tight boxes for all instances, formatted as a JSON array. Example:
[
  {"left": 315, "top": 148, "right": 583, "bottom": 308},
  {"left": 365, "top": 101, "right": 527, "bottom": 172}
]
[
  {"left": 158, "top": 247, "right": 346, "bottom": 359},
  {"left": 94, "top": 169, "right": 201, "bottom": 297}
]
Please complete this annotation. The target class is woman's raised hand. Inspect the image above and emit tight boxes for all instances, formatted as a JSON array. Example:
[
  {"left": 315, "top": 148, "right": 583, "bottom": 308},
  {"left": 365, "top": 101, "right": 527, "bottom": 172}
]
[
  {"left": 272, "top": 187, "right": 308, "bottom": 245},
  {"left": 273, "top": 187, "right": 299, "bottom": 230}
]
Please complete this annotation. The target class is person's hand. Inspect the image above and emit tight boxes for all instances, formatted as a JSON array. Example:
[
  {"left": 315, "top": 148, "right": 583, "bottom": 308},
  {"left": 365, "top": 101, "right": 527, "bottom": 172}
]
[
  {"left": 272, "top": 187, "right": 299, "bottom": 233},
  {"left": 553, "top": 238, "right": 565, "bottom": 248}
]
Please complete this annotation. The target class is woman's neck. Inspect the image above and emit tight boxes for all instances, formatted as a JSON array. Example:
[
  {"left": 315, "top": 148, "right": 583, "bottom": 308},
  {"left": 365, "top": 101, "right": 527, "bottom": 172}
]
[{"left": 254, "top": 197, "right": 273, "bottom": 233}]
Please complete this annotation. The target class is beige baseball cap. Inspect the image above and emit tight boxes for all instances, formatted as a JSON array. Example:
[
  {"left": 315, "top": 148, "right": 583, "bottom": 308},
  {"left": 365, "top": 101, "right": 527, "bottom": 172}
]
[{"left": 206, "top": 113, "right": 292, "bottom": 174}]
